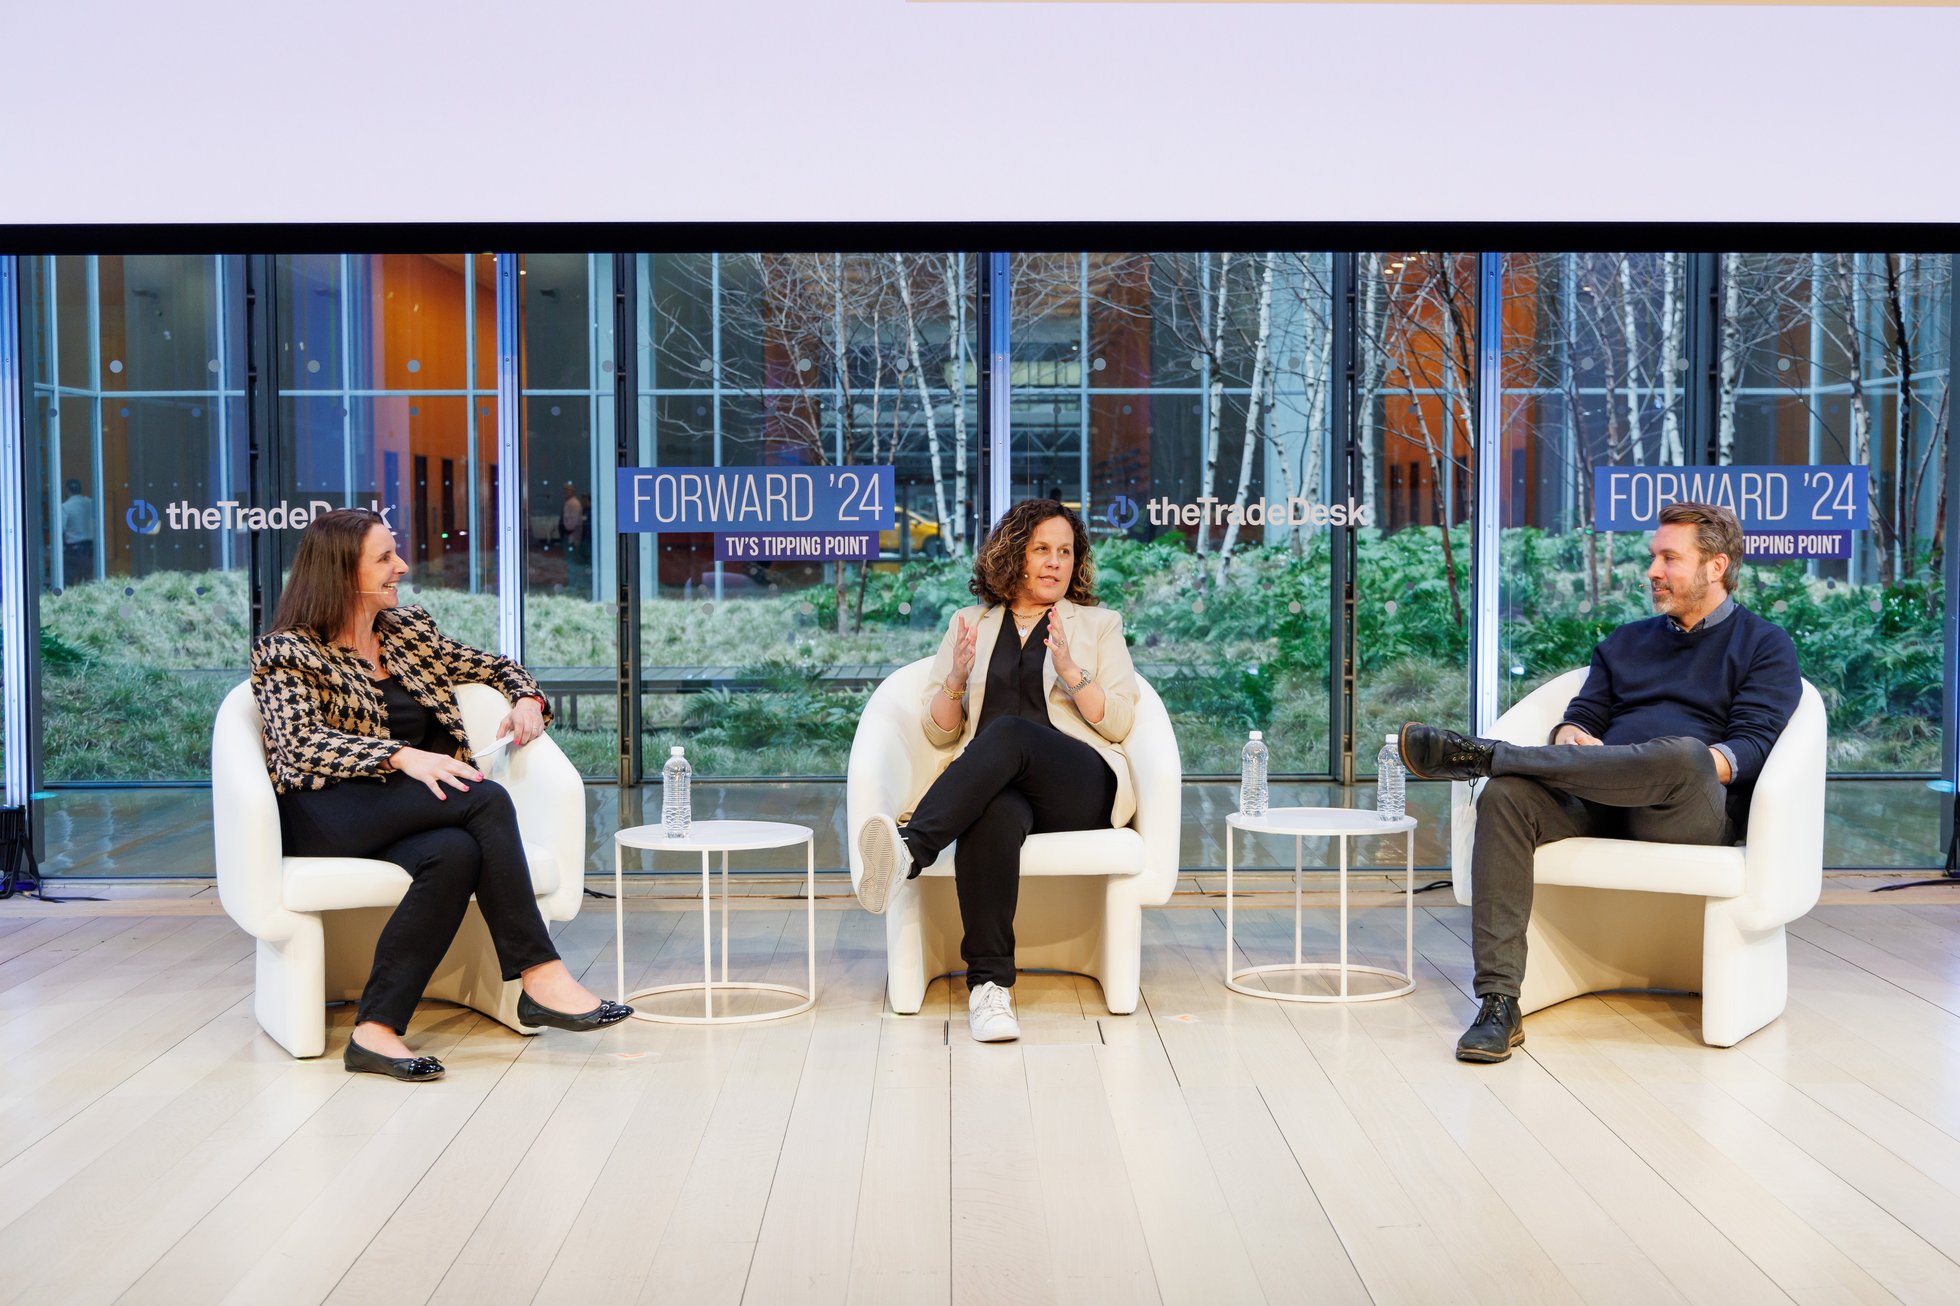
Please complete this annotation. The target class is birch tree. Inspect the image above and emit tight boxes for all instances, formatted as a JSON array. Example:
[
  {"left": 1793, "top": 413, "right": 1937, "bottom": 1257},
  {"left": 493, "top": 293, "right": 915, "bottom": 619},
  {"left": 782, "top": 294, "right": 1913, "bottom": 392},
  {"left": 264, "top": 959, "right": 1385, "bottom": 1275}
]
[{"left": 1215, "top": 253, "right": 1277, "bottom": 574}]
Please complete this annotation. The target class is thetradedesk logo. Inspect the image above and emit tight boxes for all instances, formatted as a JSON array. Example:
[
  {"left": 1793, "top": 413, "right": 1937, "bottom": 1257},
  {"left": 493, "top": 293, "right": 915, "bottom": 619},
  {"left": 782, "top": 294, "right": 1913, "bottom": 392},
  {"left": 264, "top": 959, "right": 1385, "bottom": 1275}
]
[
  {"left": 126, "top": 500, "right": 162, "bottom": 535},
  {"left": 1139, "top": 495, "right": 1374, "bottom": 530},
  {"left": 130, "top": 499, "right": 398, "bottom": 533}
]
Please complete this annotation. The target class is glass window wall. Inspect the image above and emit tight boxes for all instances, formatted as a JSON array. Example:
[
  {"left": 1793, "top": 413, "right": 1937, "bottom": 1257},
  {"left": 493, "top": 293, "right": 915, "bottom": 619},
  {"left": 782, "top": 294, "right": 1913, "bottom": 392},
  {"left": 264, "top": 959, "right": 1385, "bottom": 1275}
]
[
  {"left": 1354, "top": 251, "right": 1476, "bottom": 774},
  {"left": 634, "top": 252, "right": 978, "bottom": 777},
  {"left": 8, "top": 243, "right": 1953, "bottom": 876},
  {"left": 22, "top": 254, "right": 249, "bottom": 785},
  {"left": 1007, "top": 251, "right": 1337, "bottom": 777}
]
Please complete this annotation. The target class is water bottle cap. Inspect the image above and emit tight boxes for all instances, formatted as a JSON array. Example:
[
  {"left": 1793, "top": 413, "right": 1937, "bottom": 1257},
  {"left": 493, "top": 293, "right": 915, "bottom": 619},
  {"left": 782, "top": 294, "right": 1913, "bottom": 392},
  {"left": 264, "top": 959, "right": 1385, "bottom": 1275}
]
[
  {"left": 1386, "top": 734, "right": 1397, "bottom": 744},
  {"left": 1248, "top": 731, "right": 1262, "bottom": 740},
  {"left": 670, "top": 746, "right": 685, "bottom": 757}
]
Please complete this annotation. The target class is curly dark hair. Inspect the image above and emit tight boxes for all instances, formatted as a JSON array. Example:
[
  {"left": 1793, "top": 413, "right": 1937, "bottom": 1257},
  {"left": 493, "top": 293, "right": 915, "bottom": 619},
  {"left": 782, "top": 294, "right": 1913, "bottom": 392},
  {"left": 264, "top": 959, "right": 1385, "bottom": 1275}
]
[{"left": 969, "top": 499, "right": 1097, "bottom": 607}]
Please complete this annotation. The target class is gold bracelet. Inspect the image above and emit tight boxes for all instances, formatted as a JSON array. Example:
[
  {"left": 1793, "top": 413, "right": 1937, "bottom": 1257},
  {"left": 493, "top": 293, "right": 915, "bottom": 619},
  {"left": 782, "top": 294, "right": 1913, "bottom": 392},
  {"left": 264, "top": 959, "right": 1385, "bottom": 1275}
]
[{"left": 942, "top": 681, "right": 967, "bottom": 701}]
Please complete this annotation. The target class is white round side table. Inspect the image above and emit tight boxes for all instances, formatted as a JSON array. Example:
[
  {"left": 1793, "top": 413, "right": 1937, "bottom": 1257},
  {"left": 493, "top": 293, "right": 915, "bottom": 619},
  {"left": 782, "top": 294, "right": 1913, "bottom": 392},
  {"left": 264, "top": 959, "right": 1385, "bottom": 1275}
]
[
  {"left": 612, "top": 820, "right": 816, "bottom": 1024},
  {"left": 1224, "top": 806, "right": 1417, "bottom": 1002}
]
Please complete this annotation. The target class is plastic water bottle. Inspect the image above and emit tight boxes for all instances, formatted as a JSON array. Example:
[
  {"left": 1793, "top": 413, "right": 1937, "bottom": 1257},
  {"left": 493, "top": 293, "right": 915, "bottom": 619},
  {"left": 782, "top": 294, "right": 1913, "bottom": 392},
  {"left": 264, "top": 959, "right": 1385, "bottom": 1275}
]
[
  {"left": 1376, "top": 734, "right": 1406, "bottom": 821},
  {"left": 1239, "top": 731, "right": 1269, "bottom": 817},
  {"left": 661, "top": 746, "right": 692, "bottom": 837}
]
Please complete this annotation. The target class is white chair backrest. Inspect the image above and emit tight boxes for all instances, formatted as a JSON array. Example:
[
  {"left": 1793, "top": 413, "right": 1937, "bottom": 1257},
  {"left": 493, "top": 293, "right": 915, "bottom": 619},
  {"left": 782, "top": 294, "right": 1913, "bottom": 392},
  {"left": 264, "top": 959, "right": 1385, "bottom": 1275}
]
[{"left": 211, "top": 682, "right": 287, "bottom": 930}]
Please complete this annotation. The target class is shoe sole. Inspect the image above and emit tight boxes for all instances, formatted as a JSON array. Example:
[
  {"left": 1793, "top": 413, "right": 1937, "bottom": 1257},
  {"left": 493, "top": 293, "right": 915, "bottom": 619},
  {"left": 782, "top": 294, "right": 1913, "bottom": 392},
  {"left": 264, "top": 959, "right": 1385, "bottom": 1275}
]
[
  {"left": 857, "top": 815, "right": 902, "bottom": 915},
  {"left": 346, "top": 1064, "right": 445, "bottom": 1081},
  {"left": 1455, "top": 1029, "right": 1526, "bottom": 1064},
  {"left": 970, "top": 1023, "right": 1020, "bottom": 1043}
]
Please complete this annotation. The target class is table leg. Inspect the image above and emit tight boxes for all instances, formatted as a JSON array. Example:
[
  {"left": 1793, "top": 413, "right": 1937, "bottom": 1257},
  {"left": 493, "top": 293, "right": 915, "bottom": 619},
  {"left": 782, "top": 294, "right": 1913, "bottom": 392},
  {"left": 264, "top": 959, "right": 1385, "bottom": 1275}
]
[
  {"left": 614, "top": 839, "right": 626, "bottom": 1004},
  {"left": 1338, "top": 833, "right": 1350, "bottom": 998},
  {"left": 720, "top": 850, "right": 730, "bottom": 986},
  {"left": 1293, "top": 834, "right": 1303, "bottom": 967},
  {"left": 1405, "top": 826, "right": 1415, "bottom": 986},
  {"left": 806, "top": 838, "right": 817, "bottom": 1002},
  {"left": 702, "top": 849, "right": 713, "bottom": 1020},
  {"left": 1225, "top": 823, "right": 1235, "bottom": 983}
]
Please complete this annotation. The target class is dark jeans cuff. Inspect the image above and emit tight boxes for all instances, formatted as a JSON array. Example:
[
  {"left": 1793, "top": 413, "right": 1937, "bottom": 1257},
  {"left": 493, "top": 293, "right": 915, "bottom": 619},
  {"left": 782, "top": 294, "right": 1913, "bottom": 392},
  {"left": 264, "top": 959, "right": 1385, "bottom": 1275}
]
[{"left": 498, "top": 944, "right": 563, "bottom": 984}]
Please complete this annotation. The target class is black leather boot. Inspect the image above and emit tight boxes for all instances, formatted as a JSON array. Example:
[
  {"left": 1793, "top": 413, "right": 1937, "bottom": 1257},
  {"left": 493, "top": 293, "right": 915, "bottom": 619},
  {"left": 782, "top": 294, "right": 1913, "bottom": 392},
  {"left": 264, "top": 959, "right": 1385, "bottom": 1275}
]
[
  {"left": 1455, "top": 994, "right": 1524, "bottom": 1063},
  {"left": 1399, "top": 722, "right": 1497, "bottom": 781}
]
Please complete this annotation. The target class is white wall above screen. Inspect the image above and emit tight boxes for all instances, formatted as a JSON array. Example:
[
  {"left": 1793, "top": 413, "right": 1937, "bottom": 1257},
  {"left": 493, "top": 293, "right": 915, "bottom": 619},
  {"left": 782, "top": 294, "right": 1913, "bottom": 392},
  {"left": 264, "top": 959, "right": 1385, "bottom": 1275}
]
[{"left": 5, "top": 0, "right": 1960, "bottom": 225}]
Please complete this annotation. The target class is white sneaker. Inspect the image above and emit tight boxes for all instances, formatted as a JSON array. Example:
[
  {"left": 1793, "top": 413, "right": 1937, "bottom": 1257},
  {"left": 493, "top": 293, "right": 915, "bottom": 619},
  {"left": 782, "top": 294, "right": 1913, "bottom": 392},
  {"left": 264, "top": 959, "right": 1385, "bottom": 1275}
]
[
  {"left": 967, "top": 981, "right": 1020, "bottom": 1042},
  {"left": 855, "top": 814, "right": 911, "bottom": 915}
]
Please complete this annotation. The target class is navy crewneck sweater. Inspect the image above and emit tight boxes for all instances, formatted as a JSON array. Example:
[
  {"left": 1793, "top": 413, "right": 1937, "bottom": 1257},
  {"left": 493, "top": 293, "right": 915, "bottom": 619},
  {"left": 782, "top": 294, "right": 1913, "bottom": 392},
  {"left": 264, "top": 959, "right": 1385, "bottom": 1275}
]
[{"left": 1559, "top": 602, "right": 1801, "bottom": 831}]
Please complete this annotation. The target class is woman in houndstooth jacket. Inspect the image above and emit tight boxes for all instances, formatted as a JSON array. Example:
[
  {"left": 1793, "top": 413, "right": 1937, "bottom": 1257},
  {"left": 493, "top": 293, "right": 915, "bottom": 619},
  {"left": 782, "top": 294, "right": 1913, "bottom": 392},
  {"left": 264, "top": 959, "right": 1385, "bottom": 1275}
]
[{"left": 252, "top": 508, "right": 629, "bottom": 1082}]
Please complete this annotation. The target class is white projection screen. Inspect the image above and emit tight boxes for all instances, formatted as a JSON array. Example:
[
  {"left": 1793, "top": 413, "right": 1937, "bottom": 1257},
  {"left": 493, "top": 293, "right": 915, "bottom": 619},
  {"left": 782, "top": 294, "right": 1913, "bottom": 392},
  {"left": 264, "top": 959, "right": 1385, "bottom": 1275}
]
[{"left": 3, "top": 0, "right": 1959, "bottom": 225}]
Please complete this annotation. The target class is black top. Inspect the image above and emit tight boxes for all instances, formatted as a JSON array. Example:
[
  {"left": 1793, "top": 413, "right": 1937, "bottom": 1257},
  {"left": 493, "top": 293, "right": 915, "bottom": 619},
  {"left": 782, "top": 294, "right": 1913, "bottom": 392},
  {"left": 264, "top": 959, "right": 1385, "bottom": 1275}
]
[
  {"left": 375, "top": 675, "right": 444, "bottom": 752},
  {"left": 976, "top": 611, "right": 1056, "bottom": 736},
  {"left": 1560, "top": 602, "right": 1801, "bottom": 830}
]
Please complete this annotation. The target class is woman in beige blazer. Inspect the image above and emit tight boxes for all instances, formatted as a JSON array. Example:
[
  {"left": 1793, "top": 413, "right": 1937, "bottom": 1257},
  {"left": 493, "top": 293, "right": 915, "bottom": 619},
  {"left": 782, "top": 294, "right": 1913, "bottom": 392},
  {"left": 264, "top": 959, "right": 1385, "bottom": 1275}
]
[{"left": 856, "top": 499, "right": 1138, "bottom": 1042}]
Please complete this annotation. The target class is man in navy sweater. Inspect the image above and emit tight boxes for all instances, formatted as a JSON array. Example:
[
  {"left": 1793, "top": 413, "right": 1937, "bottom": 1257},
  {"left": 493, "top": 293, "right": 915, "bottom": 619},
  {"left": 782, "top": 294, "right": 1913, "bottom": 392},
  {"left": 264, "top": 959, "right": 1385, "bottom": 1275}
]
[{"left": 1400, "top": 501, "right": 1802, "bottom": 1063}]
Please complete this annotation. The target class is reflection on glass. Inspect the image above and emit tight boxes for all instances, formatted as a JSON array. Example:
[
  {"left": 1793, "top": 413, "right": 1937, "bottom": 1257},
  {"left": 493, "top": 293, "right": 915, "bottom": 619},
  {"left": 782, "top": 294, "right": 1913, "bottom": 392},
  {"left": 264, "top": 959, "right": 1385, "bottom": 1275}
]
[
  {"left": 1719, "top": 252, "right": 1950, "bottom": 774},
  {"left": 1496, "top": 251, "right": 1689, "bottom": 717},
  {"left": 634, "top": 252, "right": 976, "bottom": 776},
  {"left": 519, "top": 254, "right": 617, "bottom": 777},
  {"left": 1494, "top": 251, "right": 1952, "bottom": 857},
  {"left": 1009, "top": 252, "right": 1337, "bottom": 776},
  {"left": 22, "top": 254, "right": 250, "bottom": 781},
  {"left": 1353, "top": 252, "right": 1476, "bottom": 773}
]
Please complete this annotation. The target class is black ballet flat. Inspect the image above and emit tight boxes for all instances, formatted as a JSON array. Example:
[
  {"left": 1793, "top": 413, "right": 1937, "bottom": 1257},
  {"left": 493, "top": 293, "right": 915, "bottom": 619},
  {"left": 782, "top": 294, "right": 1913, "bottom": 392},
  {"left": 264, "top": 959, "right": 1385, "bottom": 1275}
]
[
  {"left": 344, "top": 1039, "right": 445, "bottom": 1082},
  {"left": 517, "top": 991, "right": 634, "bottom": 1032}
]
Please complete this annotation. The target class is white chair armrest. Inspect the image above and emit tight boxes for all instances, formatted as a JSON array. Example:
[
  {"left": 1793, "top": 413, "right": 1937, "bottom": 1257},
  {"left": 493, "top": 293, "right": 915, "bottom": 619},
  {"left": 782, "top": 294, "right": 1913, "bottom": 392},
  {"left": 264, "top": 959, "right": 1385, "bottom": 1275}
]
[
  {"left": 211, "top": 683, "right": 310, "bottom": 942},
  {"left": 1734, "top": 678, "right": 1827, "bottom": 931},
  {"left": 1124, "top": 675, "right": 1182, "bottom": 905},
  {"left": 453, "top": 683, "right": 587, "bottom": 922},
  {"left": 846, "top": 659, "right": 944, "bottom": 890}
]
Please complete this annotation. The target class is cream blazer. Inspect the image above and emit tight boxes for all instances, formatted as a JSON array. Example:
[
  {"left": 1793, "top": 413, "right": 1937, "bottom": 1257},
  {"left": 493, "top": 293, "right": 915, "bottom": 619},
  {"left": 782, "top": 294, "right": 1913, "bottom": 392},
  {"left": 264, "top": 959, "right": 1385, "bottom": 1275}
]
[{"left": 919, "top": 598, "right": 1140, "bottom": 829}]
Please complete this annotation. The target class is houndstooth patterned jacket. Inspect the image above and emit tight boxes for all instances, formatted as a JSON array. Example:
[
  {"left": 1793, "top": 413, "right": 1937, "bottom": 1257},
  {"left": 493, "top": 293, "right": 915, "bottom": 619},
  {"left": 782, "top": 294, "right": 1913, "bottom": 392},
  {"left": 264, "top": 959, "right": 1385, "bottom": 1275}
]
[{"left": 251, "top": 605, "right": 550, "bottom": 794}]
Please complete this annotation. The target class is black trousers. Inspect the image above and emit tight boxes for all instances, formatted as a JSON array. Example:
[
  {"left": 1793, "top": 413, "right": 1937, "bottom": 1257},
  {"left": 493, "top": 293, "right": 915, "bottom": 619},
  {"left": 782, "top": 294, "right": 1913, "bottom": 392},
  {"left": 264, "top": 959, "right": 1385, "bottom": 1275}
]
[
  {"left": 901, "top": 715, "right": 1117, "bottom": 990},
  {"left": 1471, "top": 736, "right": 1732, "bottom": 999},
  {"left": 278, "top": 776, "right": 562, "bottom": 1033}
]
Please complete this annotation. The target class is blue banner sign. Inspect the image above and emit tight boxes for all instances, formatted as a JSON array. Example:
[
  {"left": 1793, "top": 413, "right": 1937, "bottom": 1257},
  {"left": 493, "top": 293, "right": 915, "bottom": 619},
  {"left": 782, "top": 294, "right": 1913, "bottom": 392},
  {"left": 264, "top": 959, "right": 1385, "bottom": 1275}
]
[
  {"left": 1593, "top": 465, "right": 1869, "bottom": 533},
  {"left": 617, "top": 465, "right": 895, "bottom": 533},
  {"left": 715, "top": 531, "right": 879, "bottom": 562},
  {"left": 1743, "top": 531, "right": 1851, "bottom": 561}
]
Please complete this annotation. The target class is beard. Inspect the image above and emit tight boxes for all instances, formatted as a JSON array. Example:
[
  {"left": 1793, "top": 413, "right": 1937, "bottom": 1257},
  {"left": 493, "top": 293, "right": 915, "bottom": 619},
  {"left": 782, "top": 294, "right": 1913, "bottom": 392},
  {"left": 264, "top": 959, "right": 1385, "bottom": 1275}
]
[{"left": 1650, "top": 565, "right": 1711, "bottom": 618}]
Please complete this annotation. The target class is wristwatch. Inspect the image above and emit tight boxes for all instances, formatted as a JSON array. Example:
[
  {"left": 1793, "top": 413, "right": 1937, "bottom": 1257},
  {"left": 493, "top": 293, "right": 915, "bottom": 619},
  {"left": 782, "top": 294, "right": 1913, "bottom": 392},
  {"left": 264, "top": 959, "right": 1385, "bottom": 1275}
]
[{"left": 1064, "top": 667, "right": 1093, "bottom": 694}]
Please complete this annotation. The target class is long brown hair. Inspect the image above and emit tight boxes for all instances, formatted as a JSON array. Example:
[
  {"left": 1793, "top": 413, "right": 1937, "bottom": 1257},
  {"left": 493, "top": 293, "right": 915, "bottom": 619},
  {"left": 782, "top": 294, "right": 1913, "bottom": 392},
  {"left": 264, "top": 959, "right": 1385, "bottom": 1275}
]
[
  {"left": 269, "top": 508, "right": 388, "bottom": 640},
  {"left": 969, "top": 499, "right": 1097, "bottom": 607}
]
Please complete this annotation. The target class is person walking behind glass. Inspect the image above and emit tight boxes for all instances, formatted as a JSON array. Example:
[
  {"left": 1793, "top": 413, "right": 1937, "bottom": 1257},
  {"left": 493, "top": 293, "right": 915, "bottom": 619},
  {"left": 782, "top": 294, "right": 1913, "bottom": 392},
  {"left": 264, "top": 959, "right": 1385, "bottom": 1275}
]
[{"left": 60, "top": 478, "right": 95, "bottom": 582}]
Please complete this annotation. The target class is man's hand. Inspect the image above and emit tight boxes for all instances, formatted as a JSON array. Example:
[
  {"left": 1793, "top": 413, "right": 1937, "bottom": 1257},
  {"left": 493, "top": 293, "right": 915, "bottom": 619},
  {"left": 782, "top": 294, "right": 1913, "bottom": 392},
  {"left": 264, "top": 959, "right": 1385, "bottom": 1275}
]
[
  {"left": 1710, "top": 747, "right": 1733, "bottom": 784},
  {"left": 1554, "top": 723, "right": 1603, "bottom": 746}
]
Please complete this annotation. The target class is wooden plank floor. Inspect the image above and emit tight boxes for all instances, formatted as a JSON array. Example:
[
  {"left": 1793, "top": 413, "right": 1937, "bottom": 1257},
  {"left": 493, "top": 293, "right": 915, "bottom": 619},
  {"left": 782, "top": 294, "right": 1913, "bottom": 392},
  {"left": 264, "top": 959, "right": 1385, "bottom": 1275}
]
[{"left": 3, "top": 897, "right": 1960, "bottom": 1304}]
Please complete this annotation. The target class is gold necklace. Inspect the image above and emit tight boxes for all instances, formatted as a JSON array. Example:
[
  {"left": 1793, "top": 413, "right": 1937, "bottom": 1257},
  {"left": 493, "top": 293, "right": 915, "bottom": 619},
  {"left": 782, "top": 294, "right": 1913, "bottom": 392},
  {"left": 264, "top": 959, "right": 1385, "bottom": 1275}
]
[{"left": 1010, "top": 605, "right": 1048, "bottom": 637}]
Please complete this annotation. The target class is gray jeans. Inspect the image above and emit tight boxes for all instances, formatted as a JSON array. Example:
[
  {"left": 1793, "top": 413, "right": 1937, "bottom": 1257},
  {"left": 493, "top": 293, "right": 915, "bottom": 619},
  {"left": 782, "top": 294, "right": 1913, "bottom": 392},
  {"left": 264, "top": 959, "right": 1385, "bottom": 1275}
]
[{"left": 1470, "top": 736, "right": 1732, "bottom": 998}]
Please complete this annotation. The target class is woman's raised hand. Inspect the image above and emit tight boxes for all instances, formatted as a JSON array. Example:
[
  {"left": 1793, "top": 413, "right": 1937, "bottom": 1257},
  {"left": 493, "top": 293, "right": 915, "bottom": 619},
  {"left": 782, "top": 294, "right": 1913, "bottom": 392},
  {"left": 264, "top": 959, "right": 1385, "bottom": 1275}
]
[
  {"left": 1044, "top": 617, "right": 1078, "bottom": 681},
  {"left": 948, "top": 614, "right": 977, "bottom": 691},
  {"left": 389, "top": 747, "right": 483, "bottom": 800}
]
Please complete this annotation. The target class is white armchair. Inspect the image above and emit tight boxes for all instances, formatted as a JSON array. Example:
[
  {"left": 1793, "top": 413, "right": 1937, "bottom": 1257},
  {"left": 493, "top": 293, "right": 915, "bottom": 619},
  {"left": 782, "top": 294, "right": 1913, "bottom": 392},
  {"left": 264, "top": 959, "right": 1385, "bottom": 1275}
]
[
  {"left": 1451, "top": 667, "right": 1827, "bottom": 1047},
  {"left": 847, "top": 657, "right": 1182, "bottom": 1015},
  {"left": 211, "top": 681, "right": 588, "bottom": 1058}
]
